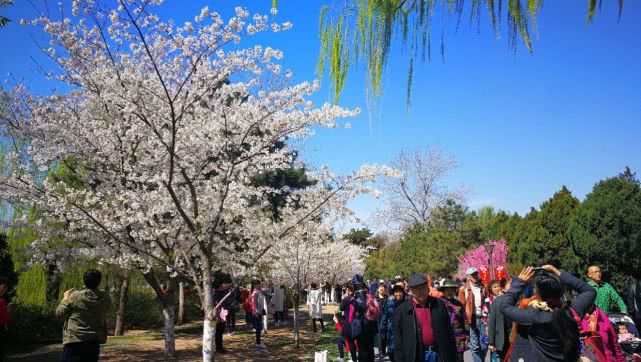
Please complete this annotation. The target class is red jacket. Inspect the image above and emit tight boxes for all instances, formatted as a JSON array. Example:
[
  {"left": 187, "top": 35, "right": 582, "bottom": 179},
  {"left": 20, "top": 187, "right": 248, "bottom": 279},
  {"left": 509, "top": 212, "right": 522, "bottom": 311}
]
[
  {"left": 240, "top": 289, "right": 251, "bottom": 313},
  {"left": 0, "top": 297, "right": 11, "bottom": 327}
]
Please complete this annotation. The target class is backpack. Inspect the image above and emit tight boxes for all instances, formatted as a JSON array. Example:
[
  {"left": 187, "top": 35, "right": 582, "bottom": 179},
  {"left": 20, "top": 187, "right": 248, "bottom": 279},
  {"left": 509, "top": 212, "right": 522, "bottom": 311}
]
[
  {"left": 365, "top": 294, "right": 381, "bottom": 321},
  {"left": 342, "top": 299, "right": 364, "bottom": 339}
]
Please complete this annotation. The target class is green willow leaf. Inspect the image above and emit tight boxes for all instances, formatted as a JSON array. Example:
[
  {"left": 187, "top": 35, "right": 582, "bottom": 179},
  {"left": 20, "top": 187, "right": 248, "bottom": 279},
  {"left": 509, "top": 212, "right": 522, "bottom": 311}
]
[
  {"left": 587, "top": 0, "right": 597, "bottom": 23},
  {"left": 316, "top": 0, "right": 623, "bottom": 107}
]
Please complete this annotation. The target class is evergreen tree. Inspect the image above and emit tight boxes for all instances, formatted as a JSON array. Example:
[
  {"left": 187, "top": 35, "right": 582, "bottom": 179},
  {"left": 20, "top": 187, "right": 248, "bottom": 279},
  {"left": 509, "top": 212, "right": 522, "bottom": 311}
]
[
  {"left": 430, "top": 199, "right": 467, "bottom": 232},
  {"left": 0, "top": 232, "right": 19, "bottom": 301},
  {"left": 394, "top": 227, "right": 466, "bottom": 277},
  {"left": 512, "top": 186, "right": 580, "bottom": 272},
  {"left": 568, "top": 170, "right": 641, "bottom": 289},
  {"left": 343, "top": 228, "right": 374, "bottom": 247}
]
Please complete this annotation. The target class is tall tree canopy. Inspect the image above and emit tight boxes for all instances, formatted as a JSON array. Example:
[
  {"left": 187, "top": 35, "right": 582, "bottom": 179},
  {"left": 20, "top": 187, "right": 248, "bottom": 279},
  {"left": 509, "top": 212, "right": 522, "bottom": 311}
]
[
  {"left": 511, "top": 186, "right": 580, "bottom": 272},
  {"left": 375, "top": 148, "right": 465, "bottom": 230},
  {"left": 568, "top": 168, "right": 641, "bottom": 289},
  {"left": 316, "top": 0, "right": 626, "bottom": 107},
  {"left": 342, "top": 227, "right": 374, "bottom": 246}
]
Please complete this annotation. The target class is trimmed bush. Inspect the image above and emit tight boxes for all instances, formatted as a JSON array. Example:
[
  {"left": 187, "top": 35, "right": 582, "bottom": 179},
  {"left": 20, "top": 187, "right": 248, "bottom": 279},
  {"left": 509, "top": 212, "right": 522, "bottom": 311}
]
[{"left": 7, "top": 303, "right": 63, "bottom": 345}]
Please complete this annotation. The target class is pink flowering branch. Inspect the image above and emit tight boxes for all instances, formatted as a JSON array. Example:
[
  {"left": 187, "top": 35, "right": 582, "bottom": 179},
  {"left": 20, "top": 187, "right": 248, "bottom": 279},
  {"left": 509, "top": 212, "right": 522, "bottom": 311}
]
[{"left": 457, "top": 240, "right": 509, "bottom": 278}]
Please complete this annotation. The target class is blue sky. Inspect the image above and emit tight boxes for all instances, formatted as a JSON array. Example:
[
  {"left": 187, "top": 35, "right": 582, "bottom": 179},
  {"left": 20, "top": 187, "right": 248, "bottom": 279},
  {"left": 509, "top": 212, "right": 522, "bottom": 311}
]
[{"left": 2, "top": 1, "right": 640, "bottom": 229}]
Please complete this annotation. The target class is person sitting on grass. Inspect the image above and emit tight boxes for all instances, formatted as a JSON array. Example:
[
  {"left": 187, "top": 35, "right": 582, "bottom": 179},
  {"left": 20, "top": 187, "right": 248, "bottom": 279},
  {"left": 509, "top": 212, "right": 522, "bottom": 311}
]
[{"left": 56, "top": 269, "right": 111, "bottom": 362}]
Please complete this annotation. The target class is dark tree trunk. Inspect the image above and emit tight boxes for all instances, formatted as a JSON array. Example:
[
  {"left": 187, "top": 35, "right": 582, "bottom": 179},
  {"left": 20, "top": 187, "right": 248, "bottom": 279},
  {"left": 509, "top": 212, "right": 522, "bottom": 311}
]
[
  {"left": 292, "top": 288, "right": 300, "bottom": 349},
  {"left": 45, "top": 263, "right": 62, "bottom": 304},
  {"left": 114, "top": 274, "right": 130, "bottom": 336}
]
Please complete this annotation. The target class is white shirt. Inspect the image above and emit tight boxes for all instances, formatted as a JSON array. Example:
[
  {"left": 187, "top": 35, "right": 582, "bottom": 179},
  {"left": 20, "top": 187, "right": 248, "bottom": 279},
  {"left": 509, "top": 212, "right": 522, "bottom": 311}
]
[{"left": 469, "top": 284, "right": 483, "bottom": 316}]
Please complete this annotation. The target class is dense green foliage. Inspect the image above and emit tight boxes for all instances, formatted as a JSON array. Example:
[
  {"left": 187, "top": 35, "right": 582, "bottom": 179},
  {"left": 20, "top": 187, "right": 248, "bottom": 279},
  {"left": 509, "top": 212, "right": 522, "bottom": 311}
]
[
  {"left": 365, "top": 168, "right": 641, "bottom": 290},
  {"left": 567, "top": 168, "right": 641, "bottom": 289},
  {"left": 343, "top": 227, "right": 374, "bottom": 247},
  {"left": 511, "top": 186, "right": 580, "bottom": 272},
  {"left": 393, "top": 226, "right": 467, "bottom": 277},
  {"left": 6, "top": 303, "right": 63, "bottom": 345},
  {"left": 0, "top": 233, "right": 18, "bottom": 300}
]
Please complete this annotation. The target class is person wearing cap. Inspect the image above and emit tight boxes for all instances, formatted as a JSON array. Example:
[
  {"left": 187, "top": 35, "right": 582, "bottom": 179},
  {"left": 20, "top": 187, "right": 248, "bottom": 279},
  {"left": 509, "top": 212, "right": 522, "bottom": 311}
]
[
  {"left": 439, "top": 279, "right": 466, "bottom": 362},
  {"left": 458, "top": 267, "right": 488, "bottom": 362},
  {"left": 393, "top": 273, "right": 457, "bottom": 362}
]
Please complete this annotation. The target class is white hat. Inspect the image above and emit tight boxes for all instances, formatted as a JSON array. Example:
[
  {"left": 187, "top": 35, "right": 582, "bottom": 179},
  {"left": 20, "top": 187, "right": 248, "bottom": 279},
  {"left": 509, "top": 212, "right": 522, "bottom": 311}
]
[{"left": 466, "top": 267, "right": 479, "bottom": 275}]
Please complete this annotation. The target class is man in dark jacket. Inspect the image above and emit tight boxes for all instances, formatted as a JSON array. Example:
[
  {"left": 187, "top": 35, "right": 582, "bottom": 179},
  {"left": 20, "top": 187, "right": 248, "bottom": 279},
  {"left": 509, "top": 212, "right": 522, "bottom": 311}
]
[
  {"left": 394, "top": 273, "right": 457, "bottom": 362},
  {"left": 213, "top": 272, "right": 233, "bottom": 354},
  {"left": 626, "top": 277, "right": 641, "bottom": 329},
  {"left": 487, "top": 292, "right": 511, "bottom": 360}
]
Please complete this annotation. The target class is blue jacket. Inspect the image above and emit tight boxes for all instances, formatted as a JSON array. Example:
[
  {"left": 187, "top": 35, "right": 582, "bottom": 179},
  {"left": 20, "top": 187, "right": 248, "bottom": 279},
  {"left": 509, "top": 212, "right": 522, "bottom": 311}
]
[{"left": 380, "top": 297, "right": 403, "bottom": 351}]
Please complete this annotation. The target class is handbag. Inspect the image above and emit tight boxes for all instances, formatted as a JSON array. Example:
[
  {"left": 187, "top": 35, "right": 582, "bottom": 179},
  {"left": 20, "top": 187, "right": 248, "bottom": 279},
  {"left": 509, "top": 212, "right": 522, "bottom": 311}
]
[{"left": 215, "top": 306, "right": 228, "bottom": 323}]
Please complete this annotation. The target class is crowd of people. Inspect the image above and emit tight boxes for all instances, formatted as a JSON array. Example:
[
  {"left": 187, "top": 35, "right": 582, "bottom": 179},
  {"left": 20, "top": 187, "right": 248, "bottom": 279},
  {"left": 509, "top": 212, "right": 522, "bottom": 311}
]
[
  {"left": 1, "top": 263, "right": 640, "bottom": 361},
  {"left": 330, "top": 264, "right": 641, "bottom": 362}
]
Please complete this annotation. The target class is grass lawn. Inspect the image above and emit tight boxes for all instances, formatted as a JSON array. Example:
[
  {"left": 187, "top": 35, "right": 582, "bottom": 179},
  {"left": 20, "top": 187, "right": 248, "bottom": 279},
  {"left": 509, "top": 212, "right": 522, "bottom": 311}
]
[
  {"left": 8, "top": 306, "right": 343, "bottom": 361},
  {"left": 310, "top": 322, "right": 340, "bottom": 361}
]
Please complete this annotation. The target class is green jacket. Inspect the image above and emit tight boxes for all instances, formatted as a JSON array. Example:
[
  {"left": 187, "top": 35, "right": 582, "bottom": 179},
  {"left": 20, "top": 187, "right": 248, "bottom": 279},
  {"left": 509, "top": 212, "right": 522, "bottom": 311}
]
[
  {"left": 56, "top": 288, "right": 111, "bottom": 345},
  {"left": 587, "top": 280, "right": 627, "bottom": 314}
]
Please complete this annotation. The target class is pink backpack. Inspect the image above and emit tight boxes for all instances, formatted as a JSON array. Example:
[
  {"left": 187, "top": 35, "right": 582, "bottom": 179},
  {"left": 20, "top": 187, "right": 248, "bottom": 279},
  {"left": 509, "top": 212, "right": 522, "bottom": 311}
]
[{"left": 364, "top": 294, "right": 381, "bottom": 321}]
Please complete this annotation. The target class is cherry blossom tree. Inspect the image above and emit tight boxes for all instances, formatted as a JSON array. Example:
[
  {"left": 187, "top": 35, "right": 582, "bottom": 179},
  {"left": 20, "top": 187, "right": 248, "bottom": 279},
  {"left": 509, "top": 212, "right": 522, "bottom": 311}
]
[
  {"left": 457, "top": 239, "right": 509, "bottom": 279},
  {"left": 0, "top": 2, "right": 391, "bottom": 360},
  {"left": 269, "top": 231, "right": 366, "bottom": 348}
]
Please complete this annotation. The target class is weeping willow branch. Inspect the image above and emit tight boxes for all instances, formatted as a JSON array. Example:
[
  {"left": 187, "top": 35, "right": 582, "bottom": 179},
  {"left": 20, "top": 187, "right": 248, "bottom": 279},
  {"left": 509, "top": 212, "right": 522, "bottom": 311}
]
[{"left": 314, "top": 0, "right": 625, "bottom": 108}]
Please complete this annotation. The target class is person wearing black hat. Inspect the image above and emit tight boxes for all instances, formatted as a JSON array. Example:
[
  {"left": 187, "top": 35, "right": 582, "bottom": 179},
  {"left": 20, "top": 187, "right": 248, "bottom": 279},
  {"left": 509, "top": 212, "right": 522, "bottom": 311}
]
[
  {"left": 393, "top": 273, "right": 457, "bottom": 362},
  {"left": 340, "top": 274, "right": 377, "bottom": 362}
]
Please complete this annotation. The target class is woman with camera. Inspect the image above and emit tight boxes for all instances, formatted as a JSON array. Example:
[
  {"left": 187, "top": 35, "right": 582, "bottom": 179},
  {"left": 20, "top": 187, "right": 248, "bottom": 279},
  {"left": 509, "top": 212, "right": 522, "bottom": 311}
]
[{"left": 497, "top": 265, "right": 596, "bottom": 362}]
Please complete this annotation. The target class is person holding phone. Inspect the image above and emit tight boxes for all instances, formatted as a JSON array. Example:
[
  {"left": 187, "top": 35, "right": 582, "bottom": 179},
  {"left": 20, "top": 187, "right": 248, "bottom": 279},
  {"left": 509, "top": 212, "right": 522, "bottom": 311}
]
[
  {"left": 497, "top": 265, "right": 596, "bottom": 362},
  {"left": 56, "top": 269, "right": 111, "bottom": 362}
]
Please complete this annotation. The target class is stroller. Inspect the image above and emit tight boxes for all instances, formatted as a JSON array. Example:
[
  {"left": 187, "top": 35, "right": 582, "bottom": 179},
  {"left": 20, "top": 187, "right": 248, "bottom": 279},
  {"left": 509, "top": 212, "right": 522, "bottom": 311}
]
[{"left": 609, "top": 313, "right": 641, "bottom": 361}]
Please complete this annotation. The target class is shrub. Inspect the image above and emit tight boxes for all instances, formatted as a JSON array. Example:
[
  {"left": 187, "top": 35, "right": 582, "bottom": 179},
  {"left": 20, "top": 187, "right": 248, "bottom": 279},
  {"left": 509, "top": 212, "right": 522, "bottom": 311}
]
[
  {"left": 7, "top": 302, "right": 63, "bottom": 345},
  {"left": 123, "top": 290, "right": 164, "bottom": 329}
]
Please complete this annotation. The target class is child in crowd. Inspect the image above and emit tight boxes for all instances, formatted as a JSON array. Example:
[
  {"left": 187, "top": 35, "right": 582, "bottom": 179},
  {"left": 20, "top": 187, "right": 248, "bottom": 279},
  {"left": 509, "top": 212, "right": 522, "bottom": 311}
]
[
  {"left": 334, "top": 309, "right": 357, "bottom": 362},
  {"left": 334, "top": 310, "right": 346, "bottom": 362},
  {"left": 617, "top": 322, "right": 641, "bottom": 342},
  {"left": 616, "top": 322, "right": 641, "bottom": 362}
]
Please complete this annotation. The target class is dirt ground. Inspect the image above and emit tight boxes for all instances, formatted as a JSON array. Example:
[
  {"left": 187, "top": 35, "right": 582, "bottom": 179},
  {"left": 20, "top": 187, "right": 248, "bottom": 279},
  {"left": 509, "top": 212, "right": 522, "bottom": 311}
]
[{"left": 7, "top": 305, "right": 340, "bottom": 362}]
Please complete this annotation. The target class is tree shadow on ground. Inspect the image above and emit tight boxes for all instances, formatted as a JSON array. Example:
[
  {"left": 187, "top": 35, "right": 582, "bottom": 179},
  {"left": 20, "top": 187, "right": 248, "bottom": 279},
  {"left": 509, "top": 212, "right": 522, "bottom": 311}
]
[{"left": 7, "top": 306, "right": 340, "bottom": 361}]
